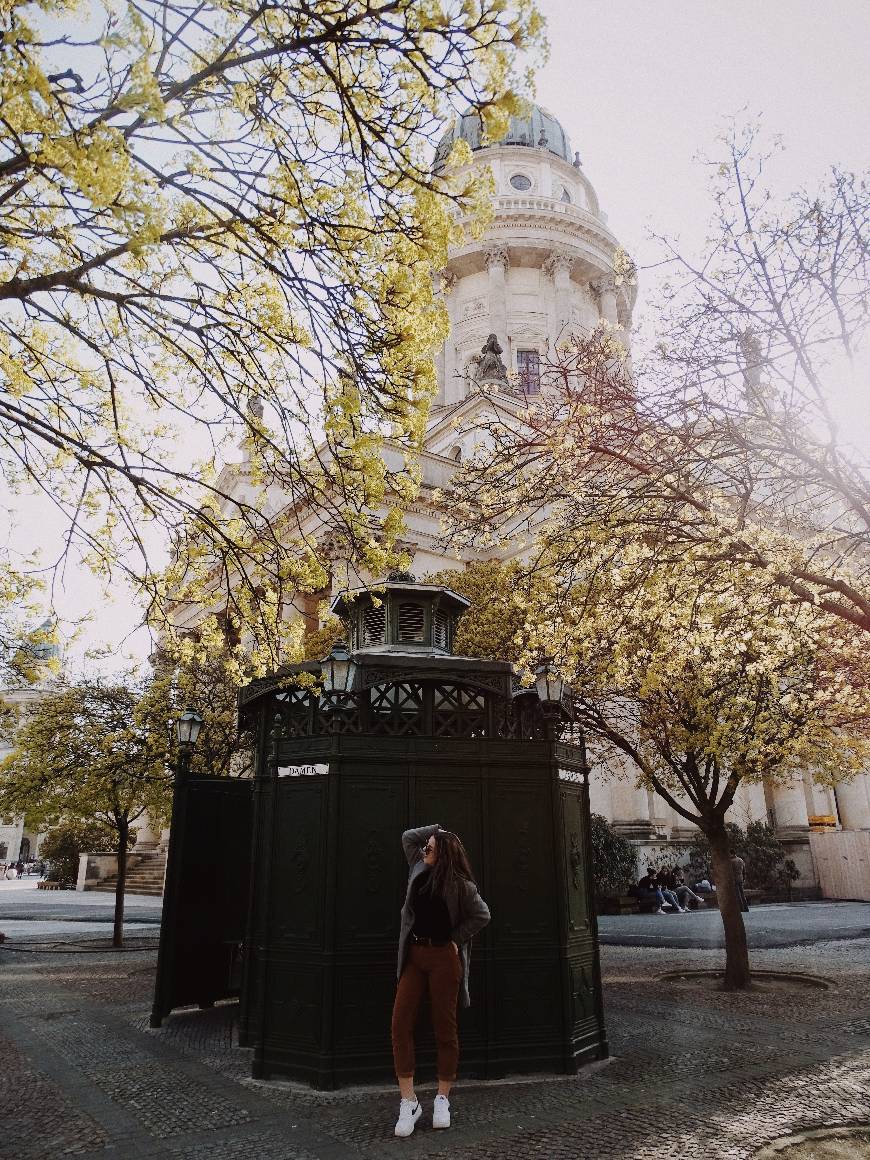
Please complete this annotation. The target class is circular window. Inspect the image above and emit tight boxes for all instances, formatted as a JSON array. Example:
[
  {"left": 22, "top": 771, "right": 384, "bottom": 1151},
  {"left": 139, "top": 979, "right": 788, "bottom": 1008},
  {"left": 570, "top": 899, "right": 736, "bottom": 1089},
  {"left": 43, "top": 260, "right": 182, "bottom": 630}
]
[{"left": 510, "top": 173, "right": 532, "bottom": 191}]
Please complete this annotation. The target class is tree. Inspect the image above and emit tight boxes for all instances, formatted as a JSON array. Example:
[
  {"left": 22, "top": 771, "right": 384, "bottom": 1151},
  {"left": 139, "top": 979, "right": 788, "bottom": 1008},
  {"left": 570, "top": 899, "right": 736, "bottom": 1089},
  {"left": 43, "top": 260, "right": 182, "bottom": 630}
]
[
  {"left": 510, "top": 546, "right": 870, "bottom": 988},
  {"left": 439, "top": 129, "right": 870, "bottom": 986},
  {"left": 0, "top": 677, "right": 171, "bottom": 945},
  {"left": 424, "top": 559, "right": 548, "bottom": 661},
  {"left": 0, "top": 564, "right": 59, "bottom": 686},
  {"left": 39, "top": 819, "right": 115, "bottom": 885},
  {"left": 589, "top": 813, "right": 637, "bottom": 904},
  {"left": 138, "top": 641, "right": 253, "bottom": 778},
  {"left": 0, "top": 0, "right": 544, "bottom": 668}
]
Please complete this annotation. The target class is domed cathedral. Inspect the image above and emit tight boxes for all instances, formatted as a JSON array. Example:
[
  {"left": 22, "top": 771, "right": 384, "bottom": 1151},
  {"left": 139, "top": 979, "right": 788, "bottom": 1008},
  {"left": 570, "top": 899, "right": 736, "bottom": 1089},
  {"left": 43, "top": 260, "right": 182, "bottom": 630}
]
[
  {"left": 405, "top": 106, "right": 850, "bottom": 880},
  {"left": 410, "top": 107, "right": 689, "bottom": 852},
  {"left": 428, "top": 105, "right": 634, "bottom": 413},
  {"left": 169, "top": 105, "right": 864, "bottom": 890}
]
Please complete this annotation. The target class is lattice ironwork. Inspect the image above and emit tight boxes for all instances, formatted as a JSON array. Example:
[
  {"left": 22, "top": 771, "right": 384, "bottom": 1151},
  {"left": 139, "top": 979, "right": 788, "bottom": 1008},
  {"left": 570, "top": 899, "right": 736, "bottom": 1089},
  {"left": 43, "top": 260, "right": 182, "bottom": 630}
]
[
  {"left": 369, "top": 682, "right": 424, "bottom": 736},
  {"left": 275, "top": 688, "right": 312, "bottom": 738},
  {"left": 315, "top": 692, "right": 362, "bottom": 735},
  {"left": 433, "top": 684, "right": 486, "bottom": 738},
  {"left": 496, "top": 693, "right": 548, "bottom": 741}
]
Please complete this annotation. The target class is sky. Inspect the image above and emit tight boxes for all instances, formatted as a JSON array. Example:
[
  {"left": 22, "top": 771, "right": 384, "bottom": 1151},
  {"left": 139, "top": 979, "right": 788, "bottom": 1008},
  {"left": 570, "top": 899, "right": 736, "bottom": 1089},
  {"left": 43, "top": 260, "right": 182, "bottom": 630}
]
[{"left": 6, "top": 0, "right": 870, "bottom": 671}]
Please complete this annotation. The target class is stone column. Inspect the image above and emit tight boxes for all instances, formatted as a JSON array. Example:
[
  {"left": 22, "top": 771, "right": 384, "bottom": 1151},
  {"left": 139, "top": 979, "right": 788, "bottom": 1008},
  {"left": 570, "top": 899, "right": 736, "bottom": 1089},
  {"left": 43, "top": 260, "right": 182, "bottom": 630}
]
[
  {"left": 771, "top": 773, "right": 815, "bottom": 886},
  {"left": 132, "top": 814, "right": 161, "bottom": 853},
  {"left": 771, "top": 774, "right": 811, "bottom": 838},
  {"left": 835, "top": 772, "right": 870, "bottom": 830},
  {"left": 543, "top": 251, "right": 574, "bottom": 346},
  {"left": 591, "top": 273, "right": 618, "bottom": 326},
  {"left": 440, "top": 271, "right": 459, "bottom": 403},
  {"left": 484, "top": 246, "right": 510, "bottom": 368},
  {"left": 609, "top": 777, "right": 657, "bottom": 840},
  {"left": 732, "top": 780, "right": 769, "bottom": 827}
]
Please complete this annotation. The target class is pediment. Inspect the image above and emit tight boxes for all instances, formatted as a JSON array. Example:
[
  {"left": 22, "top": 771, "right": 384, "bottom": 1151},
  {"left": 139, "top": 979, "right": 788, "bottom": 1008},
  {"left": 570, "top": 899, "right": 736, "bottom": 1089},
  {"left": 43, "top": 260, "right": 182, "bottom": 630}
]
[{"left": 422, "top": 391, "right": 523, "bottom": 457}]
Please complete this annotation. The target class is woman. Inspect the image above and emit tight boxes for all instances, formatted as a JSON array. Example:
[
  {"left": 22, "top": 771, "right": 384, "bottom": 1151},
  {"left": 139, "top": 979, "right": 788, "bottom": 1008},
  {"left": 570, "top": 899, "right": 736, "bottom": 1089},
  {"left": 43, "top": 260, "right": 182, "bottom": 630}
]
[{"left": 391, "top": 823, "right": 490, "bottom": 1138}]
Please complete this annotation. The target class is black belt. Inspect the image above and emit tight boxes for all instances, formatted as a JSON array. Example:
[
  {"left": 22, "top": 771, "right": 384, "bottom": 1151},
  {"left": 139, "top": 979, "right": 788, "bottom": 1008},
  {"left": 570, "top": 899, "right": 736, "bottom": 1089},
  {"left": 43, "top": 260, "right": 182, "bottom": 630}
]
[{"left": 411, "top": 934, "right": 450, "bottom": 946}]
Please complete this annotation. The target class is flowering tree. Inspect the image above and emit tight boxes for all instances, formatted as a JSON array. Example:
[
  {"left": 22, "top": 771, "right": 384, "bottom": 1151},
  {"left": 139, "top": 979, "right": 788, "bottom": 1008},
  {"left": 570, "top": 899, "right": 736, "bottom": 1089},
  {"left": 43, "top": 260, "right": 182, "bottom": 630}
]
[
  {"left": 439, "top": 130, "right": 870, "bottom": 986},
  {"left": 0, "top": 676, "right": 171, "bottom": 946},
  {"left": 0, "top": 564, "right": 59, "bottom": 686},
  {"left": 523, "top": 549, "right": 870, "bottom": 988},
  {"left": 427, "top": 555, "right": 869, "bottom": 988},
  {"left": 0, "top": 0, "right": 544, "bottom": 671}
]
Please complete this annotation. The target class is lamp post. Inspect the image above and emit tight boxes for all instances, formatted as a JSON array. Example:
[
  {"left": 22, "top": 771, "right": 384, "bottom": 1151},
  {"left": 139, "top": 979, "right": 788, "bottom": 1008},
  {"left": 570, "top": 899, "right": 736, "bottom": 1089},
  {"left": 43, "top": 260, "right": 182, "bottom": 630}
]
[
  {"left": 534, "top": 661, "right": 566, "bottom": 735},
  {"left": 174, "top": 707, "right": 204, "bottom": 769},
  {"left": 150, "top": 707, "right": 204, "bottom": 1027},
  {"left": 321, "top": 642, "right": 357, "bottom": 695}
]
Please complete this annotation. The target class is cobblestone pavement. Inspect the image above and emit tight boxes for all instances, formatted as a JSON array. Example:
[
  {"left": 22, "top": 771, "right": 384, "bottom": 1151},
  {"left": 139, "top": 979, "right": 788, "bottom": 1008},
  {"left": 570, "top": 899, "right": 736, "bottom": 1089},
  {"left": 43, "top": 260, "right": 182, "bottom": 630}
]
[{"left": 1, "top": 932, "right": 869, "bottom": 1160}]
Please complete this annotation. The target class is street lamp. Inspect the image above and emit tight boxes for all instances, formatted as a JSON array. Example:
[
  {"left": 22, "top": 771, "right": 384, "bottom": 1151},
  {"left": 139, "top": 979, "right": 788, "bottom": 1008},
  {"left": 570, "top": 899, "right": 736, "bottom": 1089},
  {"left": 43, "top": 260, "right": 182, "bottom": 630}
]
[
  {"left": 175, "top": 707, "right": 204, "bottom": 749},
  {"left": 534, "top": 661, "right": 565, "bottom": 709},
  {"left": 321, "top": 642, "right": 357, "bottom": 695}
]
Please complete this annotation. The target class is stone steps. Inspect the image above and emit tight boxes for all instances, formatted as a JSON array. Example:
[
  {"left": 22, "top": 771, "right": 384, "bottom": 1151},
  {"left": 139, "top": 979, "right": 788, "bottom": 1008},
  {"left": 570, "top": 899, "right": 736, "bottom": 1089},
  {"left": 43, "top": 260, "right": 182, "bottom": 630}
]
[{"left": 91, "top": 852, "right": 167, "bottom": 897}]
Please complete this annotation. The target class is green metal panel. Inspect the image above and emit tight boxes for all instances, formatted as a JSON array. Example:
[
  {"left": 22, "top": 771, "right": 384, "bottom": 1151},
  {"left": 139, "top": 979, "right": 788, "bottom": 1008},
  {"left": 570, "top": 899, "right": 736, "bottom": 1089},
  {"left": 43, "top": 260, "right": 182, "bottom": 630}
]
[
  {"left": 207, "top": 617, "right": 609, "bottom": 1086},
  {"left": 151, "top": 776, "right": 253, "bottom": 1026}
]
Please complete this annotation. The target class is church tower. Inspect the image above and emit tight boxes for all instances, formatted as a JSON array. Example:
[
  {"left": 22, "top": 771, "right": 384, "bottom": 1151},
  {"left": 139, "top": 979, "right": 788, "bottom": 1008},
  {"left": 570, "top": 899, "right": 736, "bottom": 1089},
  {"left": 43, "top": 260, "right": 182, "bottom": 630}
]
[{"left": 431, "top": 105, "right": 635, "bottom": 409}]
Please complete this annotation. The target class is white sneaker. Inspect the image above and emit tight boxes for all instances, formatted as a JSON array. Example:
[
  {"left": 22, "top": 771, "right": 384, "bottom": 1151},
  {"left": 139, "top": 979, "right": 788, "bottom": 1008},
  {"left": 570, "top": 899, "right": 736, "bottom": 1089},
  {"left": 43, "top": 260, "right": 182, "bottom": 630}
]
[
  {"left": 433, "top": 1094, "right": 451, "bottom": 1129},
  {"left": 395, "top": 1098, "right": 422, "bottom": 1137},
  {"left": 655, "top": 907, "right": 665, "bottom": 914}
]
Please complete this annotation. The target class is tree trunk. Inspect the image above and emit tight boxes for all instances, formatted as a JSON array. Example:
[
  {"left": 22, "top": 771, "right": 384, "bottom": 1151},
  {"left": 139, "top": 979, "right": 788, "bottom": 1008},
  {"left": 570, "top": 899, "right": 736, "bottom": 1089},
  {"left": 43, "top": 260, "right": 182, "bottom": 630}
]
[
  {"left": 707, "top": 820, "right": 751, "bottom": 990},
  {"left": 113, "top": 822, "right": 128, "bottom": 949}
]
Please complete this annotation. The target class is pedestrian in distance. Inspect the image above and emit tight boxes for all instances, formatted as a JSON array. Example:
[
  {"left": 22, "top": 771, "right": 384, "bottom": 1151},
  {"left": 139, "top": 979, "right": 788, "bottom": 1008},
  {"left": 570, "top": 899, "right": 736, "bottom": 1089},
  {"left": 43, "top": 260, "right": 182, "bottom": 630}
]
[
  {"left": 730, "top": 850, "right": 750, "bottom": 913},
  {"left": 391, "top": 824, "right": 491, "bottom": 1138}
]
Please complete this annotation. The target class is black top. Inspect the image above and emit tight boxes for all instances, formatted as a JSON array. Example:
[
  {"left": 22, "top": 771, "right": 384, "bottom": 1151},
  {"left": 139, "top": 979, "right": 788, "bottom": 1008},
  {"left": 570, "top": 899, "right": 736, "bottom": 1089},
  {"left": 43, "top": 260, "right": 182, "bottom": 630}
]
[{"left": 411, "top": 870, "right": 452, "bottom": 941}]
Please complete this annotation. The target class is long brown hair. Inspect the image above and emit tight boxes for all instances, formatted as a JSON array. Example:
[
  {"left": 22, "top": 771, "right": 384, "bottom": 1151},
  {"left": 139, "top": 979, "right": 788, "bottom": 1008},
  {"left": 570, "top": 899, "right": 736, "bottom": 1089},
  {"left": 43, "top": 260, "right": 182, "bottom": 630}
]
[{"left": 423, "top": 830, "right": 476, "bottom": 900}]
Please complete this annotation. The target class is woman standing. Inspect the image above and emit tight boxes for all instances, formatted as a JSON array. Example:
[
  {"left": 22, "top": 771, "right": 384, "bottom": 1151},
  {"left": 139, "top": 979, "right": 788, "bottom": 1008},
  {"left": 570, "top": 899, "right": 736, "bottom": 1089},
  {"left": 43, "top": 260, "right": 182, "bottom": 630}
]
[{"left": 391, "top": 823, "right": 490, "bottom": 1138}]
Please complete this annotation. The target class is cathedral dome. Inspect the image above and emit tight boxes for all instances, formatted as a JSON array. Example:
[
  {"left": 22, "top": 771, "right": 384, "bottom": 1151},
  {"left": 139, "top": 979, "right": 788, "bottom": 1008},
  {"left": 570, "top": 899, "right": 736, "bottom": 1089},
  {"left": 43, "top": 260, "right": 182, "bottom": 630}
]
[{"left": 433, "top": 104, "right": 573, "bottom": 170}]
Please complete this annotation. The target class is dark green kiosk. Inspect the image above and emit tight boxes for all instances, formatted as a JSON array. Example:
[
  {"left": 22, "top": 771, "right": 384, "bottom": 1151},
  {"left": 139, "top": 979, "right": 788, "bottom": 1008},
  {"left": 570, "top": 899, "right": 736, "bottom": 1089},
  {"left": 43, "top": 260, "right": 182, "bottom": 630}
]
[{"left": 151, "top": 575, "right": 608, "bottom": 1089}]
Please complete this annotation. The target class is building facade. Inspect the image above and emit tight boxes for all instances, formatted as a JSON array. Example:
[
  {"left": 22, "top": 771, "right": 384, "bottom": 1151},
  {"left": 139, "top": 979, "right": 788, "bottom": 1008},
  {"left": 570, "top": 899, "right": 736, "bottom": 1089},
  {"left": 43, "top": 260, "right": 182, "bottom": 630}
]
[{"left": 199, "top": 105, "right": 870, "bottom": 886}]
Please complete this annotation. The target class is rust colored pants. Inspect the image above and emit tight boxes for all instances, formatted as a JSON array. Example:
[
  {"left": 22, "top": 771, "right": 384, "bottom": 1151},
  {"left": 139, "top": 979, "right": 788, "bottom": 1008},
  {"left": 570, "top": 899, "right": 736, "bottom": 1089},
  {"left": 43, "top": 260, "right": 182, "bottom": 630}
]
[{"left": 391, "top": 943, "right": 462, "bottom": 1081}]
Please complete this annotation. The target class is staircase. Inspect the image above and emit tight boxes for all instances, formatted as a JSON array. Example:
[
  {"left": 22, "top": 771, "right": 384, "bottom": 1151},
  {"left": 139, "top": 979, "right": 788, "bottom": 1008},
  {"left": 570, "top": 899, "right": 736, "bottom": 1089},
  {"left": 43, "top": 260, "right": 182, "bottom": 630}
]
[{"left": 90, "top": 851, "right": 167, "bottom": 897}]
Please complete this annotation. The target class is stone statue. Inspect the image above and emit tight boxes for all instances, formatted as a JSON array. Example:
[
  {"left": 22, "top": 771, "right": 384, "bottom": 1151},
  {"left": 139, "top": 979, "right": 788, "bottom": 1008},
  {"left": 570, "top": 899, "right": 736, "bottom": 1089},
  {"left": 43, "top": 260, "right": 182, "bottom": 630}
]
[{"left": 476, "top": 334, "right": 508, "bottom": 385}]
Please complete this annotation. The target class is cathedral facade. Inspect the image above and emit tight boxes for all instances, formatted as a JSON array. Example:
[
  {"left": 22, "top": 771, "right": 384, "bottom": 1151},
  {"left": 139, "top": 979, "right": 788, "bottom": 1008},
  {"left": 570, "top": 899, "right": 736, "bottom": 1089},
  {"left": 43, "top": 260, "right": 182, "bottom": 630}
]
[
  {"left": 371, "top": 105, "right": 870, "bottom": 883},
  {"left": 168, "top": 105, "right": 870, "bottom": 890}
]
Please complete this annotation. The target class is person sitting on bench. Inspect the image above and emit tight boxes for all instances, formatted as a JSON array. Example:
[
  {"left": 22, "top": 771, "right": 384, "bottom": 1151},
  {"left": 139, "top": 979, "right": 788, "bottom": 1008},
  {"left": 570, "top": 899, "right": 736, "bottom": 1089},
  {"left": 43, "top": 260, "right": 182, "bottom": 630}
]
[
  {"left": 636, "top": 869, "right": 684, "bottom": 914},
  {"left": 661, "top": 866, "right": 706, "bottom": 910}
]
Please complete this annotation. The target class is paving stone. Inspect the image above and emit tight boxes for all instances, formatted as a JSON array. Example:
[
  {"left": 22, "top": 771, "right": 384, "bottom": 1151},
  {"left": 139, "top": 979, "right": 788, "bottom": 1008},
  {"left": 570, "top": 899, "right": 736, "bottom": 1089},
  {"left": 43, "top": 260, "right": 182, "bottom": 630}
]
[
  {"left": 1, "top": 930, "right": 869, "bottom": 1159},
  {"left": 0, "top": 1029, "right": 108, "bottom": 1159}
]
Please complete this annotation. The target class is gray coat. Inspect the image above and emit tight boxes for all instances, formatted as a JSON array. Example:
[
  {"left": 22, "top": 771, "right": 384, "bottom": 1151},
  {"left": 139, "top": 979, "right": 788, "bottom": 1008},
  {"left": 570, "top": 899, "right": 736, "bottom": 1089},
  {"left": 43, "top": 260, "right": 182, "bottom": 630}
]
[{"left": 397, "top": 824, "right": 491, "bottom": 1009}]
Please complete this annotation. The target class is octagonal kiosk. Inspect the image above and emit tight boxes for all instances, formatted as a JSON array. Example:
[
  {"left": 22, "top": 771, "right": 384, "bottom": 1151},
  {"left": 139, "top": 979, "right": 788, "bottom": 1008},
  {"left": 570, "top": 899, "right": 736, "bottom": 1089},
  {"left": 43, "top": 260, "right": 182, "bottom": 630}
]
[{"left": 237, "top": 577, "right": 607, "bottom": 1088}]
